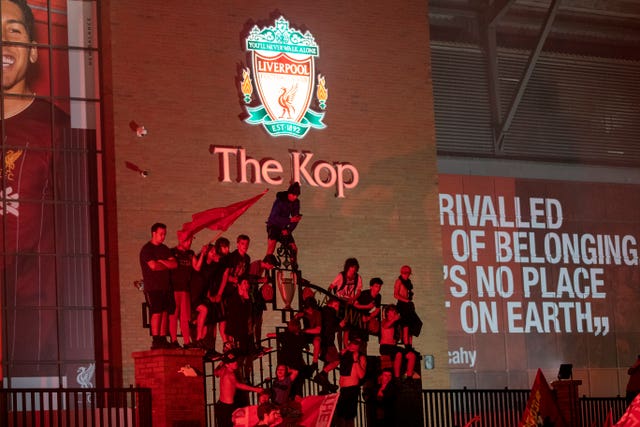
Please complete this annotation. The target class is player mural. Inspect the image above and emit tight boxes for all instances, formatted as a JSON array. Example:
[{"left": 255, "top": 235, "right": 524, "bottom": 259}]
[
  {"left": 440, "top": 174, "right": 640, "bottom": 390},
  {"left": 1, "top": 0, "right": 99, "bottom": 387}
]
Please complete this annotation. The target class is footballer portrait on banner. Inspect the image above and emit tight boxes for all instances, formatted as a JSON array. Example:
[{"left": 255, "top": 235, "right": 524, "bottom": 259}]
[{"left": 1, "top": 0, "right": 98, "bottom": 386}]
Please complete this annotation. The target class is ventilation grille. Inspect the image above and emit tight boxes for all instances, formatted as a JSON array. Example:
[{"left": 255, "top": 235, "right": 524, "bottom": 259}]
[{"left": 432, "top": 42, "right": 640, "bottom": 166}]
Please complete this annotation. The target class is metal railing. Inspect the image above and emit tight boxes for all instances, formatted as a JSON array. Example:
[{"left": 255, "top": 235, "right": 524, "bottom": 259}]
[
  {"left": 5, "top": 382, "right": 620, "bottom": 427},
  {"left": 420, "top": 390, "right": 627, "bottom": 427},
  {"left": 422, "top": 388, "right": 530, "bottom": 427},
  {"left": 204, "top": 334, "right": 338, "bottom": 426},
  {"left": 0, "top": 387, "right": 152, "bottom": 427},
  {"left": 579, "top": 396, "right": 627, "bottom": 427}
]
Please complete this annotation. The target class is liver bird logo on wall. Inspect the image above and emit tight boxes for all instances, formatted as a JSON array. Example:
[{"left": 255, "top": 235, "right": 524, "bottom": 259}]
[
  {"left": 77, "top": 363, "right": 95, "bottom": 388},
  {"left": 241, "top": 16, "right": 327, "bottom": 139}
]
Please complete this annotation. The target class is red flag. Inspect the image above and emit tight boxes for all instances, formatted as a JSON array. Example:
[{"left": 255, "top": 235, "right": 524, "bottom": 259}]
[
  {"left": 519, "top": 369, "right": 567, "bottom": 427},
  {"left": 463, "top": 414, "right": 481, "bottom": 426},
  {"left": 230, "top": 394, "right": 338, "bottom": 427},
  {"left": 615, "top": 394, "right": 640, "bottom": 426},
  {"left": 177, "top": 189, "right": 268, "bottom": 241},
  {"left": 298, "top": 393, "right": 339, "bottom": 427},
  {"left": 231, "top": 405, "right": 258, "bottom": 427},
  {"left": 602, "top": 409, "right": 613, "bottom": 427}
]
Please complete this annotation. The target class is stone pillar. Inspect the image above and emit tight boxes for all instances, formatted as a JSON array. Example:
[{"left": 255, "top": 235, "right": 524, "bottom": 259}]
[
  {"left": 133, "top": 349, "right": 205, "bottom": 427},
  {"left": 551, "top": 379, "right": 582, "bottom": 427}
]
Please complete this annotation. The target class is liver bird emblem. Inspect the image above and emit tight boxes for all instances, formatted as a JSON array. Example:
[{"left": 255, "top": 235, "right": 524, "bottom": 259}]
[
  {"left": 2, "top": 149, "right": 23, "bottom": 181},
  {"left": 278, "top": 84, "right": 298, "bottom": 119},
  {"left": 76, "top": 363, "right": 95, "bottom": 388}
]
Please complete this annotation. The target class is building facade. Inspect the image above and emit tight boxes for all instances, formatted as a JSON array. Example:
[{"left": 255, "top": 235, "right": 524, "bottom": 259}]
[{"left": 2, "top": 0, "right": 638, "bottom": 397}]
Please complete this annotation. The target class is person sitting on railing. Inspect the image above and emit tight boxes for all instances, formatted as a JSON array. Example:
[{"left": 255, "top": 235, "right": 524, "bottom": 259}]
[
  {"left": 271, "top": 364, "right": 299, "bottom": 406},
  {"left": 312, "top": 297, "right": 343, "bottom": 395},
  {"left": 328, "top": 258, "right": 363, "bottom": 349},
  {"left": 296, "top": 297, "right": 322, "bottom": 369},
  {"left": 352, "top": 277, "right": 383, "bottom": 353},
  {"left": 379, "top": 305, "right": 420, "bottom": 380},
  {"left": 268, "top": 318, "right": 308, "bottom": 400},
  {"left": 394, "top": 265, "right": 422, "bottom": 348},
  {"left": 328, "top": 258, "right": 363, "bottom": 303},
  {"left": 214, "top": 350, "right": 264, "bottom": 427}
]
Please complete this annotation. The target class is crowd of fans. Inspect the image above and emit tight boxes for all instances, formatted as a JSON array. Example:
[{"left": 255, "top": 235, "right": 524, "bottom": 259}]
[{"left": 138, "top": 183, "right": 423, "bottom": 427}]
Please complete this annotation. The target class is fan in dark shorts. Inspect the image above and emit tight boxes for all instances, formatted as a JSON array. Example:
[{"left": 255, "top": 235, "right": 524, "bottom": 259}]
[{"left": 139, "top": 223, "right": 177, "bottom": 349}]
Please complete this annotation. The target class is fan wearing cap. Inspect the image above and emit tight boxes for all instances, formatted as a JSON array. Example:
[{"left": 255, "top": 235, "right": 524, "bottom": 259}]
[
  {"left": 214, "top": 350, "right": 264, "bottom": 427},
  {"left": 265, "top": 182, "right": 302, "bottom": 269}
]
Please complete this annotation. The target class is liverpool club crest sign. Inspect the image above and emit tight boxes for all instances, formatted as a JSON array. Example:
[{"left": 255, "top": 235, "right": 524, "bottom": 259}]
[{"left": 241, "top": 16, "right": 327, "bottom": 139}]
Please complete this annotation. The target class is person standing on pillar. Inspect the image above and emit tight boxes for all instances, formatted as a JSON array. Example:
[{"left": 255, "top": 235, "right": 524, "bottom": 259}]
[
  {"left": 197, "top": 237, "right": 230, "bottom": 352},
  {"left": 266, "top": 182, "right": 302, "bottom": 270},
  {"left": 168, "top": 233, "right": 198, "bottom": 348},
  {"left": 140, "top": 223, "right": 177, "bottom": 349},
  {"left": 328, "top": 258, "right": 363, "bottom": 349},
  {"left": 215, "top": 234, "right": 251, "bottom": 348}
]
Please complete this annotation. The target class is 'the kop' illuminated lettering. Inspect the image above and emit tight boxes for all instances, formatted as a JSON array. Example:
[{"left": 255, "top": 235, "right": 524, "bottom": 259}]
[{"left": 210, "top": 146, "right": 359, "bottom": 198}]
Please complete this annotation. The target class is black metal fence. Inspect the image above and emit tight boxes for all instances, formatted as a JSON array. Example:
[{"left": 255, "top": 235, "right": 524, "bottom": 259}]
[
  {"left": 421, "top": 390, "right": 627, "bottom": 427},
  {"left": 579, "top": 396, "right": 628, "bottom": 427},
  {"left": 0, "top": 387, "right": 152, "bottom": 427},
  {"left": 2, "top": 384, "right": 624, "bottom": 427},
  {"left": 422, "top": 388, "right": 530, "bottom": 427}
]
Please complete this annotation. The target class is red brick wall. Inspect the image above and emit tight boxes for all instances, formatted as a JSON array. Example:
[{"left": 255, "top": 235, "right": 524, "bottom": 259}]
[
  {"left": 106, "top": 0, "right": 446, "bottom": 387},
  {"left": 133, "top": 349, "right": 206, "bottom": 427}
]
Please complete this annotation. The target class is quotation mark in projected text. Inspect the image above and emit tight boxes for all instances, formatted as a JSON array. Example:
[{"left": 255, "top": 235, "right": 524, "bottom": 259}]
[{"left": 594, "top": 316, "right": 609, "bottom": 336}]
